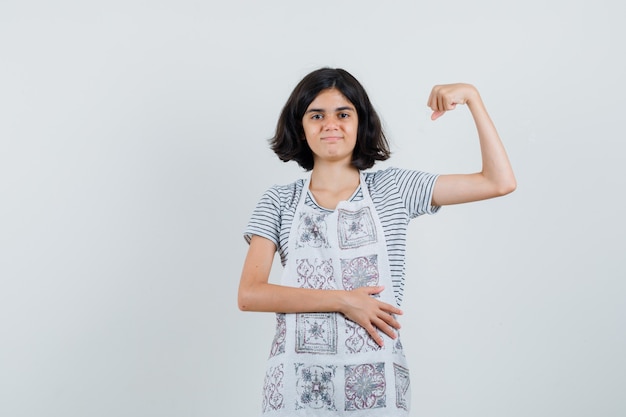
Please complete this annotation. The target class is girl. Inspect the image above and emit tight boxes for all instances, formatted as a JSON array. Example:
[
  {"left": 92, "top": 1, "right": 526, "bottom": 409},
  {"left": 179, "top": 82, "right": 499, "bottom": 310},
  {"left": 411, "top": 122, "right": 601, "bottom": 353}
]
[{"left": 238, "top": 67, "right": 515, "bottom": 416}]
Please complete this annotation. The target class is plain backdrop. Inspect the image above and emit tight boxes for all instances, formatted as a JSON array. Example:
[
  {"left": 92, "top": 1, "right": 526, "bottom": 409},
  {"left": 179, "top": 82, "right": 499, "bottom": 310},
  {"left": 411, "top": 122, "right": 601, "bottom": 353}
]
[{"left": 1, "top": 1, "right": 624, "bottom": 416}]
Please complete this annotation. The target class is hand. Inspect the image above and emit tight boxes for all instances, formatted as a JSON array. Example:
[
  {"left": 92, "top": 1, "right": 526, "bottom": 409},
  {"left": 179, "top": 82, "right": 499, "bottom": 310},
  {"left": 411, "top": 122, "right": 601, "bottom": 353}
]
[
  {"left": 427, "top": 83, "right": 478, "bottom": 120},
  {"left": 339, "top": 286, "right": 403, "bottom": 347}
]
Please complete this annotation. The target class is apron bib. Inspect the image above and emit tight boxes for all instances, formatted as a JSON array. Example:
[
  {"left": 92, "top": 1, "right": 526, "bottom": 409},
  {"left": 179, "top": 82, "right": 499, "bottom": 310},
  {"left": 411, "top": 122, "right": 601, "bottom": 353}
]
[{"left": 261, "top": 174, "right": 410, "bottom": 416}]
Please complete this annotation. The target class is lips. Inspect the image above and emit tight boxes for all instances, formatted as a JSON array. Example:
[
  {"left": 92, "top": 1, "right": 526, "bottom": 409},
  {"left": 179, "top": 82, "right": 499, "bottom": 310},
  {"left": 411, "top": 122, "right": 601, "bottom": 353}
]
[{"left": 321, "top": 136, "right": 342, "bottom": 142}]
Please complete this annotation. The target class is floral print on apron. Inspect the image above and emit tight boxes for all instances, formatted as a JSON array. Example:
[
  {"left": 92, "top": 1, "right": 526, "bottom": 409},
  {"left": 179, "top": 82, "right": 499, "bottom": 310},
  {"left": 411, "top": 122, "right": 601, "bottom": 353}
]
[{"left": 261, "top": 174, "right": 410, "bottom": 416}]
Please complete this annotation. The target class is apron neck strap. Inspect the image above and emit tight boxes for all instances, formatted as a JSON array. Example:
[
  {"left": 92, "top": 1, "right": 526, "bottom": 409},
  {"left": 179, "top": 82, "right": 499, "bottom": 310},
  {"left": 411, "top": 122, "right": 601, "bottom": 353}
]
[{"left": 299, "top": 171, "right": 371, "bottom": 210}]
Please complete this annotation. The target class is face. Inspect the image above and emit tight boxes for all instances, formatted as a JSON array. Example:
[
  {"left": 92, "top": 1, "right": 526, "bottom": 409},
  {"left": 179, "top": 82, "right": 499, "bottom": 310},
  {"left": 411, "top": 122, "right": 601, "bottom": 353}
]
[{"left": 302, "top": 88, "right": 358, "bottom": 166}]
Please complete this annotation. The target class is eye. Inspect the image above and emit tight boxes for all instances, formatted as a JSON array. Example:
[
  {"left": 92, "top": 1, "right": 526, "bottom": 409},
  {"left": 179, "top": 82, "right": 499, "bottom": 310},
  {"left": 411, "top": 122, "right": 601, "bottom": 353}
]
[
  {"left": 338, "top": 112, "right": 350, "bottom": 119},
  {"left": 310, "top": 114, "right": 323, "bottom": 120}
]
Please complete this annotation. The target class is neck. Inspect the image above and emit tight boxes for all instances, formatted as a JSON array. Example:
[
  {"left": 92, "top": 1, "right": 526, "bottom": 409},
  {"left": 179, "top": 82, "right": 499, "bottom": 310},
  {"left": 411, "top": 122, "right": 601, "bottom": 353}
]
[{"left": 309, "top": 161, "right": 360, "bottom": 192}]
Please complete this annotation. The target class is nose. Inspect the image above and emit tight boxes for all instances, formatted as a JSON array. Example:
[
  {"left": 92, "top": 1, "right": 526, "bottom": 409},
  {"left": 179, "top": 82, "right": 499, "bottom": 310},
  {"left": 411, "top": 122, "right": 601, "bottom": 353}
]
[{"left": 323, "top": 115, "right": 339, "bottom": 130}]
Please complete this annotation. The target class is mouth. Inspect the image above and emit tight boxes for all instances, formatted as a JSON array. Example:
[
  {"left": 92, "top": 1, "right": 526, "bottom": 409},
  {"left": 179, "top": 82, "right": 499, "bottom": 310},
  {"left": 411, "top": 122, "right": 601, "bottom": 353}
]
[{"left": 321, "top": 136, "right": 342, "bottom": 142}]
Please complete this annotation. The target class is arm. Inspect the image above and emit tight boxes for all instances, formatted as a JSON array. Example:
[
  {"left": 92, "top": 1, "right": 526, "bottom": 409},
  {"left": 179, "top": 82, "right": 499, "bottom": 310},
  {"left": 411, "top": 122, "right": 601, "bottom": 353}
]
[
  {"left": 428, "top": 83, "right": 516, "bottom": 206},
  {"left": 237, "top": 235, "right": 402, "bottom": 346}
]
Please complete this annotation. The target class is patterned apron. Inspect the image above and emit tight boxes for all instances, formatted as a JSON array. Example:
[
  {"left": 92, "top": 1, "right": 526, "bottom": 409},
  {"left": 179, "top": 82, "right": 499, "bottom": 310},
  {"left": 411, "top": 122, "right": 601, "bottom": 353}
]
[{"left": 261, "top": 173, "right": 410, "bottom": 416}]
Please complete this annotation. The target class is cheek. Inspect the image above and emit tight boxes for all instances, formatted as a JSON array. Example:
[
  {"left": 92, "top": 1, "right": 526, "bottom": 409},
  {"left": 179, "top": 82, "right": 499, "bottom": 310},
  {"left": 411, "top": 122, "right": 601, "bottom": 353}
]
[
  {"left": 351, "top": 123, "right": 359, "bottom": 137},
  {"left": 303, "top": 121, "right": 317, "bottom": 133}
]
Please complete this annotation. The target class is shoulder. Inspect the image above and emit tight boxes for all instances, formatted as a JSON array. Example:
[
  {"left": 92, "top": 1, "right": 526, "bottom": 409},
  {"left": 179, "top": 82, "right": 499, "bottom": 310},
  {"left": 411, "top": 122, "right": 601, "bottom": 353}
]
[
  {"left": 244, "top": 178, "right": 306, "bottom": 244},
  {"left": 364, "top": 166, "right": 440, "bottom": 216},
  {"left": 256, "top": 178, "right": 306, "bottom": 211},
  {"left": 363, "top": 166, "right": 405, "bottom": 189}
]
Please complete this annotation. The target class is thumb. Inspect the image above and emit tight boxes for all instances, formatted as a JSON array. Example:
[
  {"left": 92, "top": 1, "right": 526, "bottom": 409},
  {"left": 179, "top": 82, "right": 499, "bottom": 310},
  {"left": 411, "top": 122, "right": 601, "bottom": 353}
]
[
  {"left": 431, "top": 110, "right": 445, "bottom": 121},
  {"left": 366, "top": 285, "right": 385, "bottom": 295}
]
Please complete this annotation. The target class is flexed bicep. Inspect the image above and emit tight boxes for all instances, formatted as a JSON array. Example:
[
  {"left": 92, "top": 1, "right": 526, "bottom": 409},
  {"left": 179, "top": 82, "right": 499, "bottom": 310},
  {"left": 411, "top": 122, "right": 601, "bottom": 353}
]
[{"left": 427, "top": 84, "right": 516, "bottom": 205}]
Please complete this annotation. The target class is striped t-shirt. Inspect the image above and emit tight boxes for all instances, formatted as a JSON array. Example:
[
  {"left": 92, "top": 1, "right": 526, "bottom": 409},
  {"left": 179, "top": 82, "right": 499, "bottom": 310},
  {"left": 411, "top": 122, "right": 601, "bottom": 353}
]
[{"left": 243, "top": 167, "right": 440, "bottom": 306}]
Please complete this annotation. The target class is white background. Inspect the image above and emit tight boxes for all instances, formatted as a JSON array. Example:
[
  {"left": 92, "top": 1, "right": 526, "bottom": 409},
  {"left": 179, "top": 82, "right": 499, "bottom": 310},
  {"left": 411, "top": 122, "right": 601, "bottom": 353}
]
[{"left": 1, "top": 1, "right": 624, "bottom": 416}]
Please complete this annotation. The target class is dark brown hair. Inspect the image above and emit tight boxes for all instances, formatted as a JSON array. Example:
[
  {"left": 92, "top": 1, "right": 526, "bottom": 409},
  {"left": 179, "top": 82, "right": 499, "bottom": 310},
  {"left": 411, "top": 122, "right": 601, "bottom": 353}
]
[{"left": 270, "top": 68, "right": 390, "bottom": 170}]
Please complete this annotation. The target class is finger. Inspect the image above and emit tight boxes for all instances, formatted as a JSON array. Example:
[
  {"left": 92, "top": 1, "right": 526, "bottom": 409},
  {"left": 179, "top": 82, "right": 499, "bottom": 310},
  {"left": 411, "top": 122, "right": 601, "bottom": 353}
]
[
  {"left": 431, "top": 110, "right": 445, "bottom": 121},
  {"left": 446, "top": 102, "right": 458, "bottom": 111},
  {"left": 378, "top": 301, "right": 403, "bottom": 316},
  {"left": 438, "top": 94, "right": 444, "bottom": 114},
  {"left": 365, "top": 285, "right": 385, "bottom": 295},
  {"left": 375, "top": 309, "right": 401, "bottom": 330},
  {"left": 366, "top": 324, "right": 385, "bottom": 347},
  {"left": 379, "top": 311, "right": 402, "bottom": 329},
  {"left": 427, "top": 90, "right": 435, "bottom": 109},
  {"left": 374, "top": 317, "right": 398, "bottom": 340}
]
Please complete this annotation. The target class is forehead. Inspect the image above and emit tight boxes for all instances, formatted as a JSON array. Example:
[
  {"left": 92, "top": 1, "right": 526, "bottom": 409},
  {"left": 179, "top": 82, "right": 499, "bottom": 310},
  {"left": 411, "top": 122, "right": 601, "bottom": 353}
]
[{"left": 307, "top": 88, "right": 354, "bottom": 110}]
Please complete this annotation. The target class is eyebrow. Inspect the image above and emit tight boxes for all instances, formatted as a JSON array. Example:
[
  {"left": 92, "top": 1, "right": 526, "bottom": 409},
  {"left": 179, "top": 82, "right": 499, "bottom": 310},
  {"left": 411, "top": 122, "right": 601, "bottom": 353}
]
[{"left": 305, "top": 106, "right": 355, "bottom": 114}]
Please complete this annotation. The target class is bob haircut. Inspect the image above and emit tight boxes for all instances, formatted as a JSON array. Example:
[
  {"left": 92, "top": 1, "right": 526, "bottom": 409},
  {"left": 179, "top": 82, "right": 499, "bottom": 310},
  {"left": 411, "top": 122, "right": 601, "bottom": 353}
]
[{"left": 270, "top": 68, "right": 391, "bottom": 171}]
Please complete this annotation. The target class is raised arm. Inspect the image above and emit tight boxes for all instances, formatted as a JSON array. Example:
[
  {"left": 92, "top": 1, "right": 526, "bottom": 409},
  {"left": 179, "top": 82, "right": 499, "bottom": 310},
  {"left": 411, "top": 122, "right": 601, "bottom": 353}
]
[
  {"left": 428, "top": 83, "right": 516, "bottom": 206},
  {"left": 237, "top": 235, "right": 402, "bottom": 346}
]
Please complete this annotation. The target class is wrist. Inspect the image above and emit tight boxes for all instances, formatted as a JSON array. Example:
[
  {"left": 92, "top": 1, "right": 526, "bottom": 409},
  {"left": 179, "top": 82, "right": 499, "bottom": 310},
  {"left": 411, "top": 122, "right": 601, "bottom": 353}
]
[
  {"left": 464, "top": 84, "right": 480, "bottom": 106},
  {"left": 331, "top": 289, "right": 349, "bottom": 314}
]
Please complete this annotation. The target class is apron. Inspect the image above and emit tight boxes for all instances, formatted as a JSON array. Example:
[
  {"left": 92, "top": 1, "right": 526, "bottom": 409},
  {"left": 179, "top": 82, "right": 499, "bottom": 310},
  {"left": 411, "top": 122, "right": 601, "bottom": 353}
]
[{"left": 261, "top": 173, "right": 410, "bottom": 416}]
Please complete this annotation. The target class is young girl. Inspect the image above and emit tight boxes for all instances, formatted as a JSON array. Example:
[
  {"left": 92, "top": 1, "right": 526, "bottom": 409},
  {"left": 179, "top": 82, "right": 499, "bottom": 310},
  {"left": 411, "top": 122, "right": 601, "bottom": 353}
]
[{"left": 238, "top": 68, "right": 515, "bottom": 416}]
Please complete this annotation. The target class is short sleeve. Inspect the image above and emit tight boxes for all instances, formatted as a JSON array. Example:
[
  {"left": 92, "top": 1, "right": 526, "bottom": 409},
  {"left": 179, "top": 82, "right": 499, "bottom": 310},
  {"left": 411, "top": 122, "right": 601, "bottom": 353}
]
[
  {"left": 243, "top": 186, "right": 282, "bottom": 246},
  {"left": 389, "top": 167, "right": 441, "bottom": 218}
]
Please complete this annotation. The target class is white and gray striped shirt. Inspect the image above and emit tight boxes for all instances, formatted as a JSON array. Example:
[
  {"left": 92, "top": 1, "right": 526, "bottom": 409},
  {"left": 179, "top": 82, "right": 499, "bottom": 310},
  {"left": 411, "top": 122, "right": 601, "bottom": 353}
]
[{"left": 243, "top": 167, "right": 440, "bottom": 306}]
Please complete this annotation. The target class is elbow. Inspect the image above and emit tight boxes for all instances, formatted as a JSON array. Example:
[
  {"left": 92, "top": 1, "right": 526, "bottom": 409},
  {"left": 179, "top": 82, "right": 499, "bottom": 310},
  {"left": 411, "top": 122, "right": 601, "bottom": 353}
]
[
  {"left": 496, "top": 176, "right": 517, "bottom": 197},
  {"left": 237, "top": 290, "right": 251, "bottom": 311},
  {"left": 238, "top": 284, "right": 258, "bottom": 312},
  {"left": 499, "top": 180, "right": 517, "bottom": 196}
]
